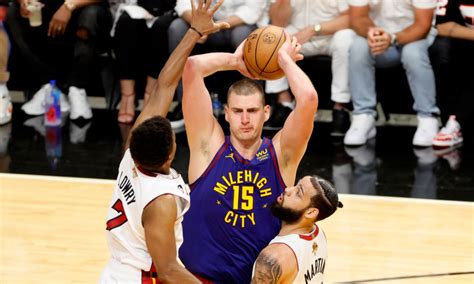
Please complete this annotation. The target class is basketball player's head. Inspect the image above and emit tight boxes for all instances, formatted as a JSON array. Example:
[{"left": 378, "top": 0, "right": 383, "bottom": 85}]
[
  {"left": 225, "top": 79, "right": 270, "bottom": 143},
  {"left": 130, "top": 116, "right": 176, "bottom": 172},
  {"left": 271, "top": 176, "right": 343, "bottom": 224}
]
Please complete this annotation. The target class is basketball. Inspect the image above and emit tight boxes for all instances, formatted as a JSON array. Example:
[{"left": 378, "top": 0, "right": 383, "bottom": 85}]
[{"left": 243, "top": 25, "right": 286, "bottom": 80}]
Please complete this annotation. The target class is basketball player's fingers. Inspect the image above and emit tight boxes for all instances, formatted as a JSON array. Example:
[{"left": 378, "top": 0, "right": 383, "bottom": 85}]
[
  {"left": 196, "top": 0, "right": 203, "bottom": 9},
  {"left": 216, "top": 21, "right": 230, "bottom": 30},
  {"left": 291, "top": 35, "right": 298, "bottom": 47},
  {"left": 206, "top": 0, "right": 224, "bottom": 11},
  {"left": 283, "top": 30, "right": 291, "bottom": 43},
  {"left": 190, "top": 0, "right": 196, "bottom": 13},
  {"left": 210, "top": 0, "right": 224, "bottom": 14},
  {"left": 205, "top": 0, "right": 214, "bottom": 10},
  {"left": 295, "top": 53, "right": 304, "bottom": 61}
]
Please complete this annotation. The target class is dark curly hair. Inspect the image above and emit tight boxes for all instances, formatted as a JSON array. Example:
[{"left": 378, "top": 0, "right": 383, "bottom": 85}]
[
  {"left": 309, "top": 176, "right": 343, "bottom": 221},
  {"left": 130, "top": 116, "right": 173, "bottom": 169}
]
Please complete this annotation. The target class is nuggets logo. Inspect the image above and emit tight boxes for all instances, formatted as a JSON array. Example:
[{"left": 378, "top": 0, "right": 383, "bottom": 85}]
[
  {"left": 255, "top": 148, "right": 269, "bottom": 161},
  {"left": 213, "top": 170, "right": 273, "bottom": 228},
  {"left": 263, "top": 32, "right": 277, "bottom": 44}
]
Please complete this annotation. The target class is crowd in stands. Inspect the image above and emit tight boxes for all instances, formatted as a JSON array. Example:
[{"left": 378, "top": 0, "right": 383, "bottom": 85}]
[{"left": 0, "top": 0, "right": 472, "bottom": 152}]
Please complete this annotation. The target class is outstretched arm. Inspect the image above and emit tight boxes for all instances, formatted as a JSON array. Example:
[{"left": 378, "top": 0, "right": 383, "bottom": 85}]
[
  {"left": 251, "top": 244, "right": 297, "bottom": 284},
  {"left": 143, "top": 195, "right": 200, "bottom": 283},
  {"left": 182, "top": 42, "right": 255, "bottom": 182},
  {"left": 273, "top": 32, "right": 318, "bottom": 187},
  {"left": 125, "top": 0, "right": 229, "bottom": 148}
]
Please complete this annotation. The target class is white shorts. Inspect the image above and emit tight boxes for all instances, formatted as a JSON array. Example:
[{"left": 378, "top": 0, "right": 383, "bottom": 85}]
[{"left": 99, "top": 258, "right": 153, "bottom": 283}]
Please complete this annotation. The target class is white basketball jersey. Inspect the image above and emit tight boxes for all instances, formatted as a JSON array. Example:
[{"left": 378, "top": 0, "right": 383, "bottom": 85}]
[
  {"left": 104, "top": 149, "right": 190, "bottom": 272},
  {"left": 269, "top": 225, "right": 328, "bottom": 284}
]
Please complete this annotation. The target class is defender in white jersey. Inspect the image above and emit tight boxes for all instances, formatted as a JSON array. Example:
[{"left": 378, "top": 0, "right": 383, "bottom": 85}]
[
  {"left": 100, "top": 0, "right": 229, "bottom": 283},
  {"left": 251, "top": 176, "right": 343, "bottom": 284}
]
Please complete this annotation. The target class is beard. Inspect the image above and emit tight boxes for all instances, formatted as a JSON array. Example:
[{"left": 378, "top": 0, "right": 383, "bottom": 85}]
[{"left": 270, "top": 201, "right": 306, "bottom": 225}]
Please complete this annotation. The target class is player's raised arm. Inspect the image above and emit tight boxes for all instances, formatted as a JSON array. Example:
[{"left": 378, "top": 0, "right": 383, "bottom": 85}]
[
  {"left": 126, "top": 0, "right": 229, "bottom": 148},
  {"left": 273, "top": 31, "right": 318, "bottom": 186}
]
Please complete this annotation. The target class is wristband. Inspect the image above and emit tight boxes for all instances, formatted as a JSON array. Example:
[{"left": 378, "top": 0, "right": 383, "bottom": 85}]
[{"left": 190, "top": 26, "right": 203, "bottom": 37}]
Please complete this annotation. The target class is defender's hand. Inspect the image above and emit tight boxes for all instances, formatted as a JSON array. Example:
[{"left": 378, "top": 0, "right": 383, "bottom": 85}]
[{"left": 190, "top": 0, "right": 230, "bottom": 36}]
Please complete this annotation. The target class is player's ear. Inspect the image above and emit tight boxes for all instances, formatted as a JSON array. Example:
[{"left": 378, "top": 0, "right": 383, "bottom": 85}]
[
  {"left": 264, "top": 104, "right": 271, "bottom": 122},
  {"left": 224, "top": 104, "right": 229, "bottom": 122},
  {"left": 305, "top": 208, "right": 319, "bottom": 220}
]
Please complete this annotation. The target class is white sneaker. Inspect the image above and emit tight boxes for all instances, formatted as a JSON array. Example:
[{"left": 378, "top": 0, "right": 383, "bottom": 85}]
[
  {"left": 22, "top": 83, "right": 70, "bottom": 115},
  {"left": 68, "top": 86, "right": 92, "bottom": 120},
  {"left": 432, "top": 115, "right": 463, "bottom": 147},
  {"left": 0, "top": 84, "right": 12, "bottom": 125},
  {"left": 344, "top": 113, "right": 376, "bottom": 146},
  {"left": 412, "top": 116, "right": 438, "bottom": 147}
]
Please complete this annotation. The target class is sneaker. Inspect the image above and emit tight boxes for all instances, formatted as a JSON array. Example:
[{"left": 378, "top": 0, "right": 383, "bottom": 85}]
[
  {"left": 68, "top": 86, "right": 92, "bottom": 120},
  {"left": 412, "top": 115, "right": 438, "bottom": 147},
  {"left": 22, "top": 83, "right": 70, "bottom": 115},
  {"left": 343, "top": 113, "right": 376, "bottom": 146},
  {"left": 70, "top": 120, "right": 91, "bottom": 144},
  {"left": 345, "top": 138, "right": 376, "bottom": 167},
  {"left": 263, "top": 103, "right": 293, "bottom": 130},
  {"left": 432, "top": 115, "right": 463, "bottom": 148},
  {"left": 0, "top": 84, "right": 12, "bottom": 125},
  {"left": 331, "top": 108, "right": 350, "bottom": 137},
  {"left": 166, "top": 102, "right": 184, "bottom": 130},
  {"left": 413, "top": 147, "right": 437, "bottom": 165}
]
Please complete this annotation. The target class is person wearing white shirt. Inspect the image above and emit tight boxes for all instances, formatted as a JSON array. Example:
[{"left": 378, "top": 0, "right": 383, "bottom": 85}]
[
  {"left": 344, "top": 0, "right": 441, "bottom": 147},
  {"left": 265, "top": 0, "right": 355, "bottom": 136},
  {"left": 169, "top": 0, "right": 267, "bottom": 52}
]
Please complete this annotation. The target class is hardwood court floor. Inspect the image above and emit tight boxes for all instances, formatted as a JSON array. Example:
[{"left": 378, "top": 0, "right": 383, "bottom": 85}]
[{"left": 1, "top": 173, "right": 472, "bottom": 283}]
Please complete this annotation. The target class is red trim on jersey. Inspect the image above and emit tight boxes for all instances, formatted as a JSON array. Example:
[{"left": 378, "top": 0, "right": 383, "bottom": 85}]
[
  {"left": 137, "top": 165, "right": 158, "bottom": 177},
  {"left": 193, "top": 273, "right": 214, "bottom": 283},
  {"left": 298, "top": 225, "right": 319, "bottom": 241},
  {"left": 141, "top": 264, "right": 159, "bottom": 284}
]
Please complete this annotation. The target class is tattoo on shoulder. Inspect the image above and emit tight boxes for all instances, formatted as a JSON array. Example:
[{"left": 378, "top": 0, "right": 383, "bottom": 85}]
[{"left": 253, "top": 253, "right": 282, "bottom": 284}]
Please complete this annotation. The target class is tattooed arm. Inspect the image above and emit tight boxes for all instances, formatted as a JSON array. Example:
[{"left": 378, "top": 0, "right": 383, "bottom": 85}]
[{"left": 251, "top": 244, "right": 297, "bottom": 284}]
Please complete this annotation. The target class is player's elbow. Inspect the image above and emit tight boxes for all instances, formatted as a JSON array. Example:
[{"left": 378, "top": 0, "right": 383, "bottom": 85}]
[
  {"left": 183, "top": 57, "right": 198, "bottom": 85},
  {"left": 301, "top": 88, "right": 318, "bottom": 106}
]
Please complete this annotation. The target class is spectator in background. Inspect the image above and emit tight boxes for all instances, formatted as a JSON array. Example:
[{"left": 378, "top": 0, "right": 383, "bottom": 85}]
[
  {"left": 112, "top": 0, "right": 177, "bottom": 124},
  {"left": 430, "top": 0, "right": 474, "bottom": 148},
  {"left": 264, "top": 0, "right": 354, "bottom": 135},
  {"left": 0, "top": 3, "right": 11, "bottom": 125},
  {"left": 344, "top": 0, "right": 440, "bottom": 147},
  {"left": 7, "top": 0, "right": 112, "bottom": 120},
  {"left": 166, "top": 0, "right": 267, "bottom": 128}
]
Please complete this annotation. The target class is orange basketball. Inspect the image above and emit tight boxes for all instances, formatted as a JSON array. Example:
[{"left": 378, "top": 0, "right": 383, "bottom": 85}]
[{"left": 243, "top": 25, "right": 286, "bottom": 81}]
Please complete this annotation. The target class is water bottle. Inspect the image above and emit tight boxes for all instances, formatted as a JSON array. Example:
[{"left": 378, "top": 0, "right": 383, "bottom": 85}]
[
  {"left": 44, "top": 80, "right": 61, "bottom": 126},
  {"left": 211, "top": 92, "right": 223, "bottom": 117}
]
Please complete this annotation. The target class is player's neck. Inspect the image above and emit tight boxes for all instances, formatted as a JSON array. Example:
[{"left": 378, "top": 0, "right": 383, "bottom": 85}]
[
  {"left": 230, "top": 136, "right": 263, "bottom": 160},
  {"left": 280, "top": 222, "right": 315, "bottom": 236}
]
